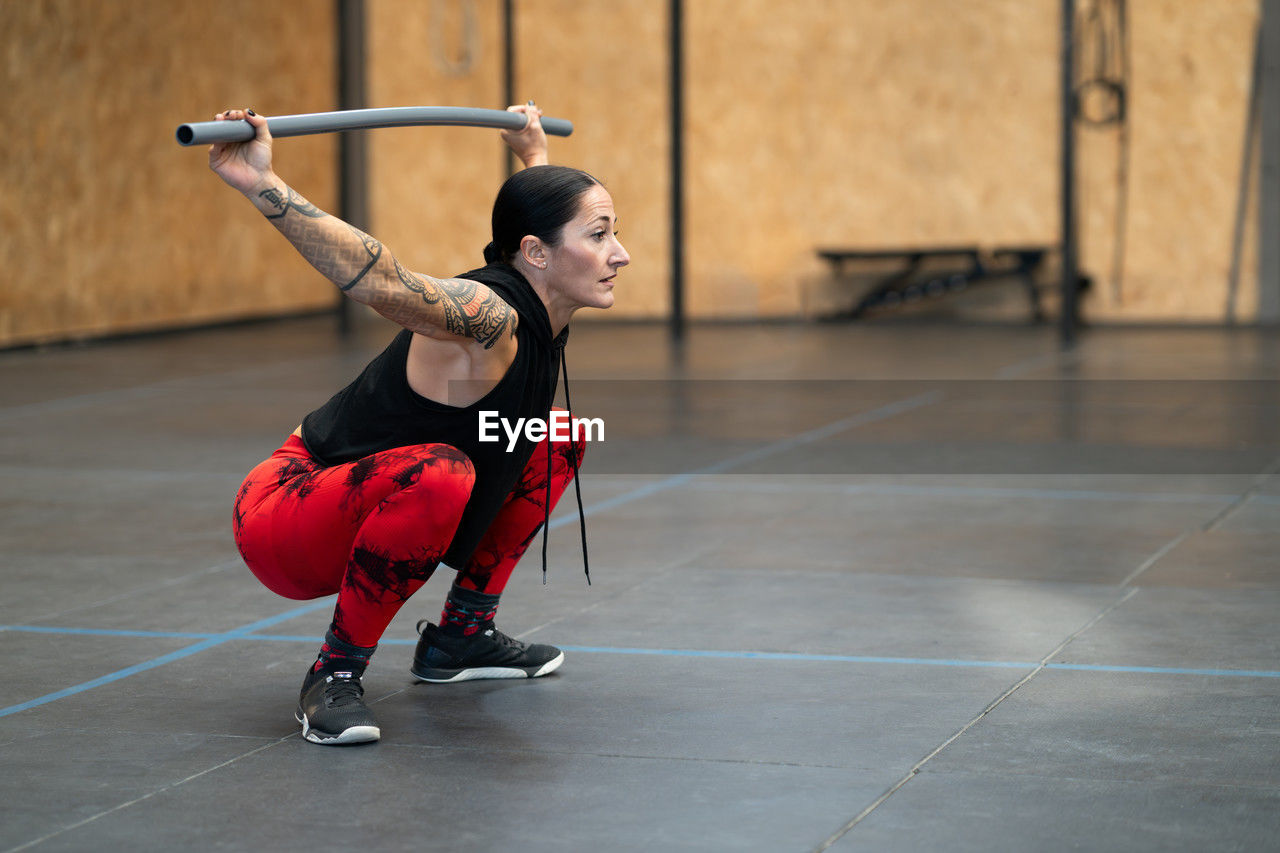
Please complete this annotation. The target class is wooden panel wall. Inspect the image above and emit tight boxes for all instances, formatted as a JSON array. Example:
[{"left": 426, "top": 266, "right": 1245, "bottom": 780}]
[
  {"left": 0, "top": 0, "right": 1263, "bottom": 347},
  {"left": 364, "top": 0, "right": 505, "bottom": 289},
  {"left": 516, "top": 0, "right": 672, "bottom": 320},
  {"left": 0, "top": 0, "right": 337, "bottom": 348},
  {"left": 365, "top": 0, "right": 670, "bottom": 321},
  {"left": 1079, "top": 0, "right": 1260, "bottom": 321},
  {"left": 686, "top": 0, "right": 1061, "bottom": 319},
  {"left": 685, "top": 0, "right": 1259, "bottom": 322}
]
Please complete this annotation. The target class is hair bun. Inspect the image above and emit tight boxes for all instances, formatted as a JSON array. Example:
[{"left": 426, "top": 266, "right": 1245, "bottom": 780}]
[{"left": 483, "top": 241, "right": 502, "bottom": 264}]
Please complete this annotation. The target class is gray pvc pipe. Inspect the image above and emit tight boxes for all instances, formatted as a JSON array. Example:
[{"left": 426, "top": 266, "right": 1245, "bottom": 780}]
[{"left": 176, "top": 106, "right": 573, "bottom": 146}]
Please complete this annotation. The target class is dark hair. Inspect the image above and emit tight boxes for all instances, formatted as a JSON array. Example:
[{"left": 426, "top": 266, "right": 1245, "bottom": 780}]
[{"left": 484, "top": 165, "right": 602, "bottom": 265}]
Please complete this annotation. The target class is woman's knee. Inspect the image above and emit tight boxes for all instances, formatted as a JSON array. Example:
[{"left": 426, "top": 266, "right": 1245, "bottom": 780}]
[
  {"left": 381, "top": 443, "right": 476, "bottom": 514},
  {"left": 351, "top": 445, "right": 474, "bottom": 552}
]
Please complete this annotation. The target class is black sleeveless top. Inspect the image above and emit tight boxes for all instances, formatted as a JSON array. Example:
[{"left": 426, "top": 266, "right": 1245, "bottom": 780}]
[{"left": 300, "top": 262, "right": 568, "bottom": 568}]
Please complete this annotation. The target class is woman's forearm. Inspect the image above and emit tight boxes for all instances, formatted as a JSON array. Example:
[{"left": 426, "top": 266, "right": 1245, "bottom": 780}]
[
  {"left": 246, "top": 176, "right": 383, "bottom": 293},
  {"left": 244, "top": 176, "right": 515, "bottom": 348}
]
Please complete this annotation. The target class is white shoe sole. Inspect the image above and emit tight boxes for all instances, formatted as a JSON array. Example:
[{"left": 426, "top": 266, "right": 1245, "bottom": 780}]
[
  {"left": 295, "top": 712, "right": 381, "bottom": 745},
  {"left": 412, "top": 650, "right": 564, "bottom": 684}
]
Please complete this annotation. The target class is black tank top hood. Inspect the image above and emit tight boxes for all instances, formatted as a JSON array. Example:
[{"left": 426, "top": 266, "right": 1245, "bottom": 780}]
[
  {"left": 468, "top": 266, "right": 586, "bottom": 584},
  {"left": 458, "top": 264, "right": 589, "bottom": 584},
  {"left": 300, "top": 261, "right": 588, "bottom": 583},
  {"left": 458, "top": 262, "right": 569, "bottom": 350}
]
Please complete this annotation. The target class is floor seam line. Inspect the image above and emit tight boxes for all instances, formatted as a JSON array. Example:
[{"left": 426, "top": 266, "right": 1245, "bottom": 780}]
[
  {"left": 683, "top": 478, "right": 1262, "bottom": 506},
  {"left": 1118, "top": 532, "right": 1192, "bottom": 588},
  {"left": 515, "top": 544, "right": 715, "bottom": 640},
  {"left": 328, "top": 737, "right": 849, "bottom": 770},
  {"left": 2, "top": 736, "right": 295, "bottom": 853},
  {"left": 894, "top": 767, "right": 1280, "bottom": 791},
  {"left": 1121, "top": 453, "right": 1280, "bottom": 588},
  {"left": 993, "top": 348, "right": 1084, "bottom": 379},
  {"left": 14, "top": 557, "right": 243, "bottom": 627},
  {"left": 9, "top": 626, "right": 1278, "bottom": 678},
  {"left": 0, "top": 355, "right": 340, "bottom": 423},
  {"left": 5, "top": 392, "right": 946, "bottom": 716},
  {"left": 553, "top": 391, "right": 945, "bottom": 524},
  {"left": 812, "top": 586, "right": 1139, "bottom": 852},
  {"left": 0, "top": 464, "right": 245, "bottom": 481},
  {"left": 0, "top": 599, "right": 337, "bottom": 718},
  {"left": 1200, "top": 453, "right": 1280, "bottom": 532}
]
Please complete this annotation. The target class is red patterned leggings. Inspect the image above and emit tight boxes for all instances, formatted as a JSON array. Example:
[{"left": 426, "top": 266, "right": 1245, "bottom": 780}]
[{"left": 232, "top": 420, "right": 584, "bottom": 648}]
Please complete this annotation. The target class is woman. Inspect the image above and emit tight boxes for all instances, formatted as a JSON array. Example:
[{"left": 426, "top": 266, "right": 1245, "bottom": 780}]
[{"left": 212, "top": 103, "right": 629, "bottom": 746}]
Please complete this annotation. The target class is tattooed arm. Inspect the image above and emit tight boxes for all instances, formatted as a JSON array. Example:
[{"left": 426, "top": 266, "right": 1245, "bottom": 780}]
[
  {"left": 247, "top": 178, "right": 514, "bottom": 346},
  {"left": 208, "top": 109, "right": 515, "bottom": 348}
]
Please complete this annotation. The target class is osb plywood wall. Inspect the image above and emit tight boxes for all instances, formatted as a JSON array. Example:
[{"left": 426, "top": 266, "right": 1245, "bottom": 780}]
[
  {"left": 0, "top": 0, "right": 338, "bottom": 348},
  {"left": 0, "top": 0, "right": 1264, "bottom": 347},
  {"left": 365, "top": 0, "right": 506, "bottom": 288},
  {"left": 366, "top": 0, "right": 670, "bottom": 321},
  {"left": 687, "top": 0, "right": 1061, "bottom": 319},
  {"left": 515, "top": 0, "right": 672, "bottom": 320},
  {"left": 1079, "top": 1, "right": 1260, "bottom": 321},
  {"left": 369, "top": 0, "right": 1262, "bottom": 323},
  {"left": 686, "top": 0, "right": 1259, "bottom": 322}
]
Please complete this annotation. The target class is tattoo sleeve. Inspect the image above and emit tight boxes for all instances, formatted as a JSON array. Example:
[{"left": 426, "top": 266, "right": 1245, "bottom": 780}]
[
  {"left": 392, "top": 258, "right": 514, "bottom": 349},
  {"left": 253, "top": 182, "right": 512, "bottom": 346},
  {"left": 256, "top": 184, "right": 382, "bottom": 291}
]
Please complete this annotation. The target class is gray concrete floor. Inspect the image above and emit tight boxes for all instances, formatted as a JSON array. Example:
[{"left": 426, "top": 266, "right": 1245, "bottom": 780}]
[{"left": 2, "top": 316, "right": 1278, "bottom": 852}]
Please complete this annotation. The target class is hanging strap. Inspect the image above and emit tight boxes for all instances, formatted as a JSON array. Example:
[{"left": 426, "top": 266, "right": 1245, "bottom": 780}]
[{"left": 539, "top": 343, "right": 590, "bottom": 584}]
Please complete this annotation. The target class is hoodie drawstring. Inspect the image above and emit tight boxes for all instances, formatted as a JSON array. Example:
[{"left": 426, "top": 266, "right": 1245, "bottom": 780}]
[
  {"left": 561, "top": 345, "right": 590, "bottom": 585},
  {"left": 540, "top": 342, "right": 590, "bottom": 585}
]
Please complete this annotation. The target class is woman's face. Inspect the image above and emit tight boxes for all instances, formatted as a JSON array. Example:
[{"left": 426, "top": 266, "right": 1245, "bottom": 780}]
[{"left": 543, "top": 184, "right": 629, "bottom": 310}]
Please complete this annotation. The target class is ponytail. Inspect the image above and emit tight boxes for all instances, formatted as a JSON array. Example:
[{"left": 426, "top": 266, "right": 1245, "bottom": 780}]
[{"left": 485, "top": 165, "right": 601, "bottom": 265}]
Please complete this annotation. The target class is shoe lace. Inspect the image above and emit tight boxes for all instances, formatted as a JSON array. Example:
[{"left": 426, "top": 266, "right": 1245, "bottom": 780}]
[
  {"left": 325, "top": 675, "right": 365, "bottom": 707},
  {"left": 481, "top": 624, "right": 526, "bottom": 650}
]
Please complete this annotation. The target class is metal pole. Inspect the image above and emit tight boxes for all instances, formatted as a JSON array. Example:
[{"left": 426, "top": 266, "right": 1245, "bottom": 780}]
[
  {"left": 1227, "top": 23, "right": 1263, "bottom": 323},
  {"left": 1060, "top": 0, "right": 1079, "bottom": 347},
  {"left": 669, "top": 0, "right": 686, "bottom": 343},
  {"left": 176, "top": 107, "right": 574, "bottom": 146},
  {"left": 1261, "top": 0, "right": 1280, "bottom": 322},
  {"left": 503, "top": 0, "right": 518, "bottom": 177},
  {"left": 336, "top": 0, "right": 368, "bottom": 336}
]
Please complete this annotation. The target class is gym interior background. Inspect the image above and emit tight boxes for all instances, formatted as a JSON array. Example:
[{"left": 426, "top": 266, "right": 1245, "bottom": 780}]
[
  {"left": 3, "top": 2, "right": 1280, "bottom": 851},
  {"left": 1, "top": 0, "right": 1275, "bottom": 346}
]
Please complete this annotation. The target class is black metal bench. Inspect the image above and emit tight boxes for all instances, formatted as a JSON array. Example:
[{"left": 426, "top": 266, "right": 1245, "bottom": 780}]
[{"left": 815, "top": 245, "right": 1051, "bottom": 321}]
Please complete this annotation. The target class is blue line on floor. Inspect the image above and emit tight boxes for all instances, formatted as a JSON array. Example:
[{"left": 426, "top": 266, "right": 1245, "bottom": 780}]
[
  {"left": 1042, "top": 662, "right": 1280, "bottom": 678},
  {"left": 3, "top": 393, "right": 944, "bottom": 719},
  {"left": 0, "top": 598, "right": 336, "bottom": 719},
  {"left": 555, "top": 645, "right": 1280, "bottom": 679},
  {"left": 687, "top": 479, "right": 1270, "bottom": 506},
  {"left": 558, "top": 645, "right": 1036, "bottom": 669},
  {"left": 5, "top": 625, "right": 1278, "bottom": 682},
  {"left": 3, "top": 626, "right": 217, "bottom": 640}
]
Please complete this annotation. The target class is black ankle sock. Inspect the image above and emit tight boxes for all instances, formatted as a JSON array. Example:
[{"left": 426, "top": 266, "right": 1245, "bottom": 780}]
[
  {"left": 313, "top": 626, "right": 376, "bottom": 675},
  {"left": 439, "top": 585, "right": 500, "bottom": 638}
]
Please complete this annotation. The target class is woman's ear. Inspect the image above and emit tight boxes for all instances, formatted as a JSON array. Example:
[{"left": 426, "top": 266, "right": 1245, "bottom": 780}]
[{"left": 520, "top": 235, "right": 547, "bottom": 270}]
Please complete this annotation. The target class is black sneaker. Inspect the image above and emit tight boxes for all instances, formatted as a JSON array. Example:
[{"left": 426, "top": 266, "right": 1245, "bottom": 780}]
[
  {"left": 410, "top": 620, "right": 564, "bottom": 683},
  {"left": 295, "top": 666, "right": 381, "bottom": 745}
]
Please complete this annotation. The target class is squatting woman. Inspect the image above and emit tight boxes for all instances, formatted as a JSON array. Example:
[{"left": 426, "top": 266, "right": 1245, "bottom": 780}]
[{"left": 212, "top": 103, "right": 628, "bottom": 745}]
